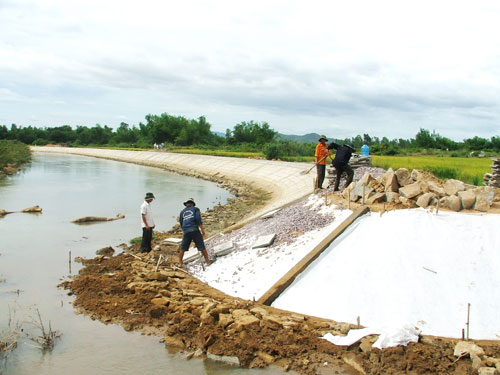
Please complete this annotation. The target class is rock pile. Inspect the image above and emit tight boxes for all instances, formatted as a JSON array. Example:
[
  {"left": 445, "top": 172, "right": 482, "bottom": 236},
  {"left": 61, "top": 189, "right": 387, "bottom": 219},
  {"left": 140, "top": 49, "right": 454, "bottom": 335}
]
[
  {"left": 483, "top": 158, "right": 500, "bottom": 188},
  {"left": 342, "top": 168, "right": 497, "bottom": 212}
]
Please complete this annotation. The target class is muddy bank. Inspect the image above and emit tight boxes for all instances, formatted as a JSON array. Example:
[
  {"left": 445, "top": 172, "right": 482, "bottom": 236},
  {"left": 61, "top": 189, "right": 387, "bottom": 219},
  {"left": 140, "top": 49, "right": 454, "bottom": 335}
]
[{"left": 60, "top": 244, "right": 500, "bottom": 375}]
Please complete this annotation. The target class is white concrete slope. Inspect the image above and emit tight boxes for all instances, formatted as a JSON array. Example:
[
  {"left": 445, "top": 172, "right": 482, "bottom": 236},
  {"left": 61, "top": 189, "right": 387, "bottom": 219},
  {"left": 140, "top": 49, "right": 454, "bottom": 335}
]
[
  {"left": 31, "top": 146, "right": 316, "bottom": 224},
  {"left": 273, "top": 209, "right": 500, "bottom": 340}
]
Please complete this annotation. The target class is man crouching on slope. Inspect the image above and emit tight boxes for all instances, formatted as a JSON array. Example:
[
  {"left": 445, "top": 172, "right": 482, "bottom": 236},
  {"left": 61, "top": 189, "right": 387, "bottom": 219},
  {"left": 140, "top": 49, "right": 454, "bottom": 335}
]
[{"left": 179, "top": 197, "right": 211, "bottom": 268}]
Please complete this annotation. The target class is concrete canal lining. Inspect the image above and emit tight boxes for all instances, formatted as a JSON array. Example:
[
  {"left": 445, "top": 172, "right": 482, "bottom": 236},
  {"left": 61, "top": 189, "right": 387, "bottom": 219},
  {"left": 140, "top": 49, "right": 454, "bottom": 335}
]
[
  {"left": 31, "top": 147, "right": 316, "bottom": 225},
  {"left": 257, "top": 206, "right": 370, "bottom": 306}
]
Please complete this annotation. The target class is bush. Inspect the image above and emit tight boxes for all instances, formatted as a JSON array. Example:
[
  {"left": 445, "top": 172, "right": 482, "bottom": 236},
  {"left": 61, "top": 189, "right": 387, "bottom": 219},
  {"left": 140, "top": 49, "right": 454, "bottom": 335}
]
[
  {"left": 33, "top": 138, "right": 49, "bottom": 146},
  {"left": 263, "top": 143, "right": 284, "bottom": 160},
  {"left": 0, "top": 140, "right": 31, "bottom": 171}
]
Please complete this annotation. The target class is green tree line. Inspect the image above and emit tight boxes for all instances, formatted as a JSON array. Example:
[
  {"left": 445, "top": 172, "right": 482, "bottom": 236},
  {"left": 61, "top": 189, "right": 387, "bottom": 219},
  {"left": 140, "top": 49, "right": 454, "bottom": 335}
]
[{"left": 1, "top": 114, "right": 499, "bottom": 159}]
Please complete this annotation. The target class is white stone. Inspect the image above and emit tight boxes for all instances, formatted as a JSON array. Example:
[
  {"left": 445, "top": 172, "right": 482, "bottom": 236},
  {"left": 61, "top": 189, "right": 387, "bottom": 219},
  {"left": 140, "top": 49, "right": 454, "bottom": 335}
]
[
  {"left": 252, "top": 234, "right": 276, "bottom": 249},
  {"left": 261, "top": 209, "right": 280, "bottom": 219},
  {"left": 478, "top": 367, "right": 496, "bottom": 375},
  {"left": 163, "top": 238, "right": 182, "bottom": 245},
  {"left": 213, "top": 241, "right": 234, "bottom": 257},
  {"left": 453, "top": 341, "right": 485, "bottom": 357}
]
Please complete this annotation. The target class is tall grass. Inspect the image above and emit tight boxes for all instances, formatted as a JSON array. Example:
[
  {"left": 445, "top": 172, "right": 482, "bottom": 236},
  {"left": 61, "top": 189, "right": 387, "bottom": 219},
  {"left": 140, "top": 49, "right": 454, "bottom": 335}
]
[
  {"left": 372, "top": 155, "right": 491, "bottom": 185},
  {"left": 0, "top": 140, "right": 31, "bottom": 170}
]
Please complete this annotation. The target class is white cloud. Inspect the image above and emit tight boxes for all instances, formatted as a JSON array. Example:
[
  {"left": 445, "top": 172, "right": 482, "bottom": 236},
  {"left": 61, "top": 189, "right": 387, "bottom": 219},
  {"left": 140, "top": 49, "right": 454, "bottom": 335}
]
[{"left": 1, "top": 0, "right": 500, "bottom": 140}]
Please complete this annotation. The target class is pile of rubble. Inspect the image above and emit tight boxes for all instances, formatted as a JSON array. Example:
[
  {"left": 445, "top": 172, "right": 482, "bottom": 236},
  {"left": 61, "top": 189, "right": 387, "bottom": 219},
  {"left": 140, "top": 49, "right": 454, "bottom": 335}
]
[
  {"left": 483, "top": 158, "right": 500, "bottom": 188},
  {"left": 342, "top": 168, "right": 497, "bottom": 212}
]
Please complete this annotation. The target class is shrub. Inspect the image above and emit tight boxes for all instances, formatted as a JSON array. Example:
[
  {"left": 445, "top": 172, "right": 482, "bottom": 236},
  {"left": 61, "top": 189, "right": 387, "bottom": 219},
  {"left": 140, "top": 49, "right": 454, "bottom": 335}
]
[{"left": 263, "top": 143, "right": 284, "bottom": 160}]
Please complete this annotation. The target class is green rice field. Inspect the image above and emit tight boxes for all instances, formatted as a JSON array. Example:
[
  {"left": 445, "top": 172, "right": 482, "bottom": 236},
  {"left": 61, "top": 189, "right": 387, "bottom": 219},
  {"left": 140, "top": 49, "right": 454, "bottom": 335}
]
[{"left": 372, "top": 155, "right": 492, "bottom": 185}]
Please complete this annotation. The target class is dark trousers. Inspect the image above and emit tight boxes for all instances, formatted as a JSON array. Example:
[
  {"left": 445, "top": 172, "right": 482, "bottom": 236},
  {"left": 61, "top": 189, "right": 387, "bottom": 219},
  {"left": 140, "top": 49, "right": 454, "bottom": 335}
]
[
  {"left": 141, "top": 227, "right": 153, "bottom": 253},
  {"left": 334, "top": 164, "right": 354, "bottom": 191},
  {"left": 316, "top": 164, "right": 326, "bottom": 189}
]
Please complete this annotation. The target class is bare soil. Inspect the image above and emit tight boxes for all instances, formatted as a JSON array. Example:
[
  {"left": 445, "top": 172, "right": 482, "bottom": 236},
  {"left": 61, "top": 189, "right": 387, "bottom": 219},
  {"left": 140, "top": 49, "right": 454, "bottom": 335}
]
[{"left": 59, "top": 173, "right": 500, "bottom": 375}]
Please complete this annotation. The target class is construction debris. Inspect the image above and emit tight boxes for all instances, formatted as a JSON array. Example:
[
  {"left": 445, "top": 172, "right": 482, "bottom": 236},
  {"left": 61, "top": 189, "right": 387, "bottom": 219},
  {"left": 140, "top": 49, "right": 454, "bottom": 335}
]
[
  {"left": 484, "top": 158, "right": 500, "bottom": 188},
  {"left": 252, "top": 234, "right": 276, "bottom": 249},
  {"left": 342, "top": 168, "right": 498, "bottom": 212}
]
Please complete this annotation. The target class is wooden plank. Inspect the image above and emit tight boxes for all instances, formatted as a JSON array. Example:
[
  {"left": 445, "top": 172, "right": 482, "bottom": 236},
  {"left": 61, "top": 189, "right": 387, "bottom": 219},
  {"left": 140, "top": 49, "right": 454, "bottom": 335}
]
[{"left": 257, "top": 206, "right": 370, "bottom": 306}]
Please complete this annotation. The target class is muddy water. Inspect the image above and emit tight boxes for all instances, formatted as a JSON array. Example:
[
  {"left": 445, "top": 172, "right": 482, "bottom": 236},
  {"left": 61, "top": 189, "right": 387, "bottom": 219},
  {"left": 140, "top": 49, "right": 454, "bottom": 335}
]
[{"left": 0, "top": 153, "right": 285, "bottom": 375}]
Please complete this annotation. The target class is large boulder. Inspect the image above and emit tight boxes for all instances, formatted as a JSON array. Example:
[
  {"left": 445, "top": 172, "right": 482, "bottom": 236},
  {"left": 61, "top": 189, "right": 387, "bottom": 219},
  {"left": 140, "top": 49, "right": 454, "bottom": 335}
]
[
  {"left": 473, "top": 186, "right": 496, "bottom": 206},
  {"left": 474, "top": 196, "right": 490, "bottom": 212},
  {"left": 395, "top": 168, "right": 412, "bottom": 186},
  {"left": 447, "top": 195, "right": 462, "bottom": 212},
  {"left": 399, "top": 182, "right": 422, "bottom": 199},
  {"left": 383, "top": 171, "right": 399, "bottom": 192},
  {"left": 416, "top": 193, "right": 435, "bottom": 208},
  {"left": 444, "top": 179, "right": 465, "bottom": 196},
  {"left": 457, "top": 190, "right": 476, "bottom": 209}
]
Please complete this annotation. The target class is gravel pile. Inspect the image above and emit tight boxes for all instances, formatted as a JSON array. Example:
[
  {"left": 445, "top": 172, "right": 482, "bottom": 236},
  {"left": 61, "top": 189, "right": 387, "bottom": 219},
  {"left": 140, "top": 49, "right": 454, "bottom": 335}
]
[{"left": 203, "top": 197, "right": 337, "bottom": 260}]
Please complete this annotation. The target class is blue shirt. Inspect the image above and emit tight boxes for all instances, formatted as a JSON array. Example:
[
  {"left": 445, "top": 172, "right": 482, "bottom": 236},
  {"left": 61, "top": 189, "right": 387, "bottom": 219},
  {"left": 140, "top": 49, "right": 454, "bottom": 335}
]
[{"left": 179, "top": 206, "right": 202, "bottom": 233}]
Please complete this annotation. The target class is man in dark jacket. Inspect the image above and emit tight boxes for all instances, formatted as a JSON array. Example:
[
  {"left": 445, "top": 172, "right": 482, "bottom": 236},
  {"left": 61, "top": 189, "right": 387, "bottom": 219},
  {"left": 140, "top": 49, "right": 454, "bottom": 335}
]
[
  {"left": 179, "top": 197, "right": 211, "bottom": 267},
  {"left": 328, "top": 143, "right": 355, "bottom": 191}
]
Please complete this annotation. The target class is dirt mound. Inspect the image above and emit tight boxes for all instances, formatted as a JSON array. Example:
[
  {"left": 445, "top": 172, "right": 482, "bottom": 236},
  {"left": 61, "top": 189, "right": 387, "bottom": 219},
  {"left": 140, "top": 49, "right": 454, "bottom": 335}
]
[{"left": 60, "top": 247, "right": 500, "bottom": 375}]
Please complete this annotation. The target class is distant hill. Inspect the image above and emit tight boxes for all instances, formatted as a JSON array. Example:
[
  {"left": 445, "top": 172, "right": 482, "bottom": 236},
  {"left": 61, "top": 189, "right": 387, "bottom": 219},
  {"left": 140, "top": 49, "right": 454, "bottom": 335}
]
[
  {"left": 212, "top": 131, "right": 226, "bottom": 138},
  {"left": 277, "top": 132, "right": 332, "bottom": 144}
]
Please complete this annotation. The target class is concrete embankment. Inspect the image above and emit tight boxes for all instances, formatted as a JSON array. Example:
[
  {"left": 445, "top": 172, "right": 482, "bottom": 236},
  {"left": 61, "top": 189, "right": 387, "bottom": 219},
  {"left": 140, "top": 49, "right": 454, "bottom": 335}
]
[{"left": 31, "top": 147, "right": 316, "bottom": 224}]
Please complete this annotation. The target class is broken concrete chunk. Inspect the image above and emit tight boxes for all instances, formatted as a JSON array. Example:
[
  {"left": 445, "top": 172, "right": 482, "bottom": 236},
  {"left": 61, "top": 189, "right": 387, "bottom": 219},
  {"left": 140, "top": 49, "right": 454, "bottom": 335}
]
[
  {"left": 399, "top": 182, "right": 422, "bottom": 199},
  {"left": 207, "top": 352, "right": 241, "bottom": 366},
  {"left": 453, "top": 341, "right": 484, "bottom": 357},
  {"left": 213, "top": 241, "right": 234, "bottom": 257},
  {"left": 261, "top": 209, "right": 280, "bottom": 219},
  {"left": 444, "top": 179, "right": 465, "bottom": 196},
  {"left": 252, "top": 234, "right": 276, "bottom": 249},
  {"left": 163, "top": 238, "right": 182, "bottom": 245}
]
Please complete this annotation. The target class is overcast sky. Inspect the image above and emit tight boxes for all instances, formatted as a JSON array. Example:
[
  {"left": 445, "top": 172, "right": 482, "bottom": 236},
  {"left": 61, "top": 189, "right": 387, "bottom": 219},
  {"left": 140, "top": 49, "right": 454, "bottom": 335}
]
[{"left": 1, "top": 0, "right": 500, "bottom": 140}]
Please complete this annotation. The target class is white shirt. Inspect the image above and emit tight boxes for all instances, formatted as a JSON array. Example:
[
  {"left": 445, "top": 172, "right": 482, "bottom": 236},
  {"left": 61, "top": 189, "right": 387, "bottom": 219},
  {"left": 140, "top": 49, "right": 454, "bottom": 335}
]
[{"left": 140, "top": 201, "right": 155, "bottom": 228}]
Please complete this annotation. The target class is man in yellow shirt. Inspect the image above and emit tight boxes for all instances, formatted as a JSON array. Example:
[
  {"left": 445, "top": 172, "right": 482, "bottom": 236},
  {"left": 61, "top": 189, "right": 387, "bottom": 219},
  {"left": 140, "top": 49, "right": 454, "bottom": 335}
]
[{"left": 314, "top": 135, "right": 331, "bottom": 189}]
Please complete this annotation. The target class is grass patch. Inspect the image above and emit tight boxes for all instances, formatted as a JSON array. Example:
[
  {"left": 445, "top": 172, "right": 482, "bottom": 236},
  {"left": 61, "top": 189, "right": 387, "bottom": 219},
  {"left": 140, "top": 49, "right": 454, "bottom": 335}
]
[
  {"left": 372, "top": 155, "right": 491, "bottom": 185},
  {"left": 0, "top": 140, "right": 31, "bottom": 171}
]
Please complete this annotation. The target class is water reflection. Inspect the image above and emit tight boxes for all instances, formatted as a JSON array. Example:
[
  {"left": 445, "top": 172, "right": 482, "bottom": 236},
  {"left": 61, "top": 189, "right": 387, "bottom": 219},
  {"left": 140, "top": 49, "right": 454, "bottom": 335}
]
[{"left": 0, "top": 153, "right": 286, "bottom": 375}]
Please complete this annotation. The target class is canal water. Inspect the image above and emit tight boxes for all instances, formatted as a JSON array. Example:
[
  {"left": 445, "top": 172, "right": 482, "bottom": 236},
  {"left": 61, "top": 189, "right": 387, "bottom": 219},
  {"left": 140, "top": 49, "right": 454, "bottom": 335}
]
[{"left": 0, "top": 153, "right": 285, "bottom": 375}]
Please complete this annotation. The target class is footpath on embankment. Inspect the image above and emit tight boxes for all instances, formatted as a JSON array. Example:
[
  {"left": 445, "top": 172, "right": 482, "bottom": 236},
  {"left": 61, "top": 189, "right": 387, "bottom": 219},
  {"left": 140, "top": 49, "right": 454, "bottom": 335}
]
[{"left": 31, "top": 146, "right": 316, "bottom": 225}]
